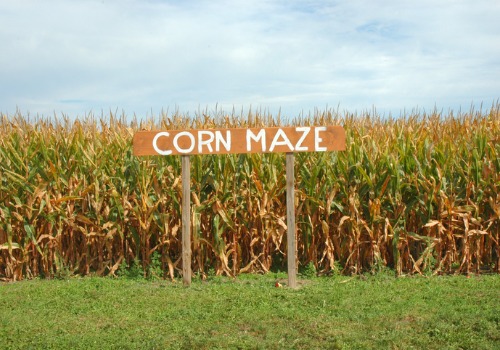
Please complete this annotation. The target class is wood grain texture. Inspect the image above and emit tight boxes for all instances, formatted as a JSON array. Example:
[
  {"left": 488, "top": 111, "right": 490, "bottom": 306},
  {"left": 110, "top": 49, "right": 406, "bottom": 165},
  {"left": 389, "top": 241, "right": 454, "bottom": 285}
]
[
  {"left": 181, "top": 155, "right": 191, "bottom": 285},
  {"left": 133, "top": 126, "right": 345, "bottom": 156},
  {"left": 286, "top": 153, "right": 297, "bottom": 289}
]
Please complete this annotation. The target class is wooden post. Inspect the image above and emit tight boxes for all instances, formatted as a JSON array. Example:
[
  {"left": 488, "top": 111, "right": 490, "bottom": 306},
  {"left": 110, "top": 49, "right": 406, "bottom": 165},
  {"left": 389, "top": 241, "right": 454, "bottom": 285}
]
[
  {"left": 286, "top": 153, "right": 297, "bottom": 288},
  {"left": 181, "top": 155, "right": 192, "bottom": 285}
]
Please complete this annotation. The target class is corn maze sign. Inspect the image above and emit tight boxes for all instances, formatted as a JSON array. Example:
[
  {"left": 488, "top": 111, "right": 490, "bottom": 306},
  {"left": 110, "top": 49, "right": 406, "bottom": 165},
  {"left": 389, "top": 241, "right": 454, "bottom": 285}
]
[
  {"left": 133, "top": 126, "right": 345, "bottom": 156},
  {"left": 134, "top": 126, "right": 346, "bottom": 287}
]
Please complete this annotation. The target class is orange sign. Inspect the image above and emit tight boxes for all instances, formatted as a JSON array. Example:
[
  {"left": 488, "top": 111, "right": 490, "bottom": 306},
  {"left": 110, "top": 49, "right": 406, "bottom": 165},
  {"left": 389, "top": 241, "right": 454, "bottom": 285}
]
[{"left": 133, "top": 126, "right": 345, "bottom": 156}]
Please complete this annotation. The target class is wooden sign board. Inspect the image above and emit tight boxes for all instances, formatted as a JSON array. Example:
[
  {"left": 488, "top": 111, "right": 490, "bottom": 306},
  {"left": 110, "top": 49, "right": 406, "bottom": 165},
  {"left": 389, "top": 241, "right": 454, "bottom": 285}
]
[{"left": 133, "top": 126, "right": 345, "bottom": 156}]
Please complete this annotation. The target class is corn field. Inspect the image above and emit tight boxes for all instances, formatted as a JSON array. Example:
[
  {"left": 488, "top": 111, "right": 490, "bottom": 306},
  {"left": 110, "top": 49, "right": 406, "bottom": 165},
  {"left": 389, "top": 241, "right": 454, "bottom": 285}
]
[{"left": 1, "top": 106, "right": 499, "bottom": 281}]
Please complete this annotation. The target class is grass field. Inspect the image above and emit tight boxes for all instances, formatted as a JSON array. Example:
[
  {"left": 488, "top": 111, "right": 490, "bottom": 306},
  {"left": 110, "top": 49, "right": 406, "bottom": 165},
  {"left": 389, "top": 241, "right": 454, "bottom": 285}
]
[{"left": 1, "top": 273, "right": 499, "bottom": 349}]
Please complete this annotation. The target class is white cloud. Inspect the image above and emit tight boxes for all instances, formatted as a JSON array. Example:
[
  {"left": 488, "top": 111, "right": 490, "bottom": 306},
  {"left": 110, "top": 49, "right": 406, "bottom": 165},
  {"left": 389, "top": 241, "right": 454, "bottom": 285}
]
[{"left": 1, "top": 0, "right": 499, "bottom": 119}]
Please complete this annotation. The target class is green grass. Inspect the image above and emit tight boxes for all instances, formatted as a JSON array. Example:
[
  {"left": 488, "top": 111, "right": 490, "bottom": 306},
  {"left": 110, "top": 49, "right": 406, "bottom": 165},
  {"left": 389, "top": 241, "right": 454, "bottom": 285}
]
[{"left": 1, "top": 274, "right": 499, "bottom": 349}]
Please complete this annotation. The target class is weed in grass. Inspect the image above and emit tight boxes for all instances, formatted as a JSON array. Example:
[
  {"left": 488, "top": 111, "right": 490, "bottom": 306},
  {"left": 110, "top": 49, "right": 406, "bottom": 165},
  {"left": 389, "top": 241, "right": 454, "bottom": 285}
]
[
  {"left": 147, "top": 251, "right": 163, "bottom": 280},
  {"left": 117, "top": 258, "right": 144, "bottom": 280},
  {"left": 299, "top": 261, "right": 317, "bottom": 278}
]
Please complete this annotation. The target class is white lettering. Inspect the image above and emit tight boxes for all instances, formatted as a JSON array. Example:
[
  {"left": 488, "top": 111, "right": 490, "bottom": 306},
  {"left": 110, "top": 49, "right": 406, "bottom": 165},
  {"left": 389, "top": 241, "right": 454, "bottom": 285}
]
[
  {"left": 295, "top": 127, "right": 310, "bottom": 151},
  {"left": 149, "top": 126, "right": 336, "bottom": 155},
  {"left": 198, "top": 131, "right": 214, "bottom": 153},
  {"left": 152, "top": 132, "right": 172, "bottom": 155},
  {"left": 314, "top": 127, "right": 327, "bottom": 151},
  {"left": 269, "top": 128, "right": 294, "bottom": 152},
  {"left": 246, "top": 129, "right": 266, "bottom": 152},
  {"left": 215, "top": 130, "right": 231, "bottom": 152},
  {"left": 173, "top": 132, "right": 195, "bottom": 153}
]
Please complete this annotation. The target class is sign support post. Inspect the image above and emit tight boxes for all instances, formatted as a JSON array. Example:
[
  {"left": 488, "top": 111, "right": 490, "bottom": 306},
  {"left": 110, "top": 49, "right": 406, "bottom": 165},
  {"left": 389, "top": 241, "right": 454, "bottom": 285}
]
[
  {"left": 181, "top": 155, "right": 192, "bottom": 285},
  {"left": 286, "top": 153, "right": 297, "bottom": 288}
]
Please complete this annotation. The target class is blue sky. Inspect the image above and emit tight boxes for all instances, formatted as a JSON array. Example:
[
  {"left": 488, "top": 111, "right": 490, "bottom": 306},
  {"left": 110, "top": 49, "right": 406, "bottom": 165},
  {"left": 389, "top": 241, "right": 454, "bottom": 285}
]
[{"left": 1, "top": 0, "right": 499, "bottom": 120}]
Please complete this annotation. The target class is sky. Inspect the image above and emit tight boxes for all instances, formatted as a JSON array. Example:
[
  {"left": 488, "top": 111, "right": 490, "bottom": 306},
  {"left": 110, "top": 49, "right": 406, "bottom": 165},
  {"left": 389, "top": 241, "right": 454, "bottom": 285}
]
[{"left": 1, "top": 0, "right": 499, "bottom": 121}]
